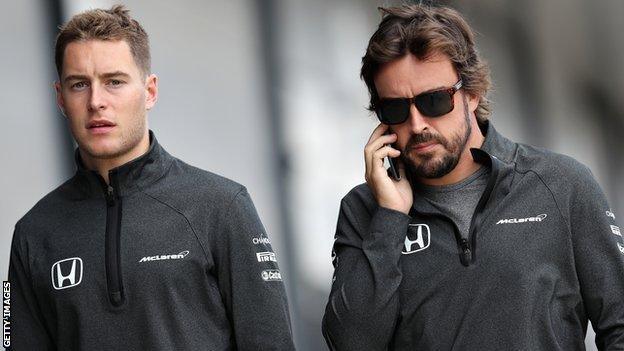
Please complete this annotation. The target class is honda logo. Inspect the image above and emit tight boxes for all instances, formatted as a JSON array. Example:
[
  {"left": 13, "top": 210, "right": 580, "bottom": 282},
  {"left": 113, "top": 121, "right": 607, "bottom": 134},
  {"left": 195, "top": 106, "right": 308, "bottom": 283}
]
[
  {"left": 402, "top": 224, "right": 431, "bottom": 254},
  {"left": 51, "top": 257, "right": 83, "bottom": 290}
]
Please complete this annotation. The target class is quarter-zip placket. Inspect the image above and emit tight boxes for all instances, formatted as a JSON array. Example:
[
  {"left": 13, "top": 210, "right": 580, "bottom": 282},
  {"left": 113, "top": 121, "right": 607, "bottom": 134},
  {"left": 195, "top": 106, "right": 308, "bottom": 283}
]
[
  {"left": 100, "top": 170, "right": 125, "bottom": 306},
  {"left": 461, "top": 151, "right": 501, "bottom": 266}
]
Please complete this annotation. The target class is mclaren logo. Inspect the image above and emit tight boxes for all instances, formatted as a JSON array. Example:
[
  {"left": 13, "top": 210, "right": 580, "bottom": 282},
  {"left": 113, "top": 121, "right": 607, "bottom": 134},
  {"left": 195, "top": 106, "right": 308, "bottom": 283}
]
[
  {"left": 496, "top": 214, "right": 547, "bottom": 225},
  {"left": 51, "top": 257, "right": 83, "bottom": 290},
  {"left": 402, "top": 224, "right": 431, "bottom": 255},
  {"left": 139, "top": 250, "right": 189, "bottom": 263}
]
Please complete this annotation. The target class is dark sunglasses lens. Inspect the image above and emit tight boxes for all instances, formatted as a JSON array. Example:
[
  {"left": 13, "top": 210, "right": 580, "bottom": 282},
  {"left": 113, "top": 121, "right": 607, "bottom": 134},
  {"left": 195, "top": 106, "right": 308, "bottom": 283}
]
[
  {"left": 376, "top": 99, "right": 410, "bottom": 124},
  {"left": 415, "top": 91, "right": 453, "bottom": 117}
]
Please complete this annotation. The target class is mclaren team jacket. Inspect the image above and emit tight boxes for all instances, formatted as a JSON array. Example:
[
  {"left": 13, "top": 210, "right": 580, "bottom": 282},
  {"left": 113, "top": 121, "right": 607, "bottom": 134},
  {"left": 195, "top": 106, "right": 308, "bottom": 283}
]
[
  {"left": 9, "top": 131, "right": 295, "bottom": 350},
  {"left": 323, "top": 120, "right": 624, "bottom": 350}
]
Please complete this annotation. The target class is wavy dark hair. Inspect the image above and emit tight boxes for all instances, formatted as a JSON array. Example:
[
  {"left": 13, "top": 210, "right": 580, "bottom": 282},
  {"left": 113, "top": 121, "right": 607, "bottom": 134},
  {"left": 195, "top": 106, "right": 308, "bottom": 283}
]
[{"left": 361, "top": 4, "right": 492, "bottom": 122}]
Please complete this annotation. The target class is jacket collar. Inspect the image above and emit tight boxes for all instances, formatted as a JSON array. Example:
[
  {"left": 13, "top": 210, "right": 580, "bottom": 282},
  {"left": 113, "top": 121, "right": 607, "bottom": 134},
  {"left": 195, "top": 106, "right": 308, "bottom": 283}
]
[
  {"left": 74, "top": 130, "right": 174, "bottom": 198},
  {"left": 476, "top": 119, "right": 517, "bottom": 164}
]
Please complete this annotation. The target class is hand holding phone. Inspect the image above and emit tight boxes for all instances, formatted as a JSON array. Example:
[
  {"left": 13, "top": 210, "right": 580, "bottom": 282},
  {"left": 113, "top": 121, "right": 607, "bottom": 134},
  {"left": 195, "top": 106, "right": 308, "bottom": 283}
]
[
  {"left": 364, "top": 124, "right": 413, "bottom": 214},
  {"left": 384, "top": 130, "right": 401, "bottom": 181}
]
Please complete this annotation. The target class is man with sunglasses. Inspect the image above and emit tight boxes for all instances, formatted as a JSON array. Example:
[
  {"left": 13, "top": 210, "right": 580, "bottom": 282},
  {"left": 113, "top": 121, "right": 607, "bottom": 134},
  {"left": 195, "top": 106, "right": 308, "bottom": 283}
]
[
  {"left": 8, "top": 6, "right": 295, "bottom": 350},
  {"left": 323, "top": 4, "right": 624, "bottom": 350}
]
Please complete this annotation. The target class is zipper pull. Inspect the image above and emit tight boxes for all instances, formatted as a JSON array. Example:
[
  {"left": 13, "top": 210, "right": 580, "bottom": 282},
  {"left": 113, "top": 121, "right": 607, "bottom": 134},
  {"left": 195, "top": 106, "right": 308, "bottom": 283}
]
[
  {"left": 110, "top": 291, "right": 123, "bottom": 306},
  {"left": 106, "top": 185, "right": 115, "bottom": 206},
  {"left": 459, "top": 238, "right": 472, "bottom": 266}
]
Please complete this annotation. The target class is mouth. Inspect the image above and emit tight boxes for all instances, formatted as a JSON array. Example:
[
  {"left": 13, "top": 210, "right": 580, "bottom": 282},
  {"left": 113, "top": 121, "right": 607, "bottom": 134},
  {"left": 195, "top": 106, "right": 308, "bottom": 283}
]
[
  {"left": 86, "top": 119, "right": 116, "bottom": 134},
  {"left": 410, "top": 141, "right": 439, "bottom": 153}
]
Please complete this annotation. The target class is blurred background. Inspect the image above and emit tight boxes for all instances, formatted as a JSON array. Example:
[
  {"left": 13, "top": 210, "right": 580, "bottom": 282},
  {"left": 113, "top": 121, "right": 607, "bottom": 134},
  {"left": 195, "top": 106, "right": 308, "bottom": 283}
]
[{"left": 1, "top": 0, "right": 622, "bottom": 350}]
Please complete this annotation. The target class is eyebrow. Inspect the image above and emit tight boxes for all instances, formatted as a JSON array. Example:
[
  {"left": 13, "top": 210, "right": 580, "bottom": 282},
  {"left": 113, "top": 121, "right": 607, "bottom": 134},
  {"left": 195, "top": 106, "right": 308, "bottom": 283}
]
[{"left": 63, "top": 71, "right": 131, "bottom": 83}]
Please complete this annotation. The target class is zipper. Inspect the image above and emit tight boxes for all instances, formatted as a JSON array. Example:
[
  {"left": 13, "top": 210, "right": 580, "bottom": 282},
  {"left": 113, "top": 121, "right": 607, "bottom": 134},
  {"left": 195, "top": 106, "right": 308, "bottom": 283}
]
[
  {"left": 446, "top": 215, "right": 472, "bottom": 267},
  {"left": 101, "top": 171, "right": 125, "bottom": 306},
  {"left": 458, "top": 238, "right": 472, "bottom": 266},
  {"left": 462, "top": 152, "right": 501, "bottom": 266}
]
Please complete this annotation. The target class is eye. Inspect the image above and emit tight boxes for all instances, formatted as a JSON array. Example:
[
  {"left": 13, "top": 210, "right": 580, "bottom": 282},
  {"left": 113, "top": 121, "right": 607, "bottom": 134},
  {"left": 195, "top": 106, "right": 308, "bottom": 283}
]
[
  {"left": 71, "top": 81, "right": 89, "bottom": 90},
  {"left": 108, "top": 79, "right": 124, "bottom": 87}
]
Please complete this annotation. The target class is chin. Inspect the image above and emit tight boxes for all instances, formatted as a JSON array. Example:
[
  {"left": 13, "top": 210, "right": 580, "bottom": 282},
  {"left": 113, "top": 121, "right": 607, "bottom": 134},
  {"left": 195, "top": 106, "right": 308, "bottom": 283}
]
[
  {"left": 81, "top": 140, "right": 125, "bottom": 160},
  {"left": 404, "top": 151, "right": 458, "bottom": 179},
  {"left": 406, "top": 149, "right": 438, "bottom": 164}
]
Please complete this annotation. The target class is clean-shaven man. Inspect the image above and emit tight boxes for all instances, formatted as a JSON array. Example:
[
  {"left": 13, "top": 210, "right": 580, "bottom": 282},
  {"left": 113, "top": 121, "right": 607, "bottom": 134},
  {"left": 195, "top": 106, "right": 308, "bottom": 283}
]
[
  {"left": 323, "top": 4, "right": 624, "bottom": 350},
  {"left": 9, "top": 5, "right": 295, "bottom": 350}
]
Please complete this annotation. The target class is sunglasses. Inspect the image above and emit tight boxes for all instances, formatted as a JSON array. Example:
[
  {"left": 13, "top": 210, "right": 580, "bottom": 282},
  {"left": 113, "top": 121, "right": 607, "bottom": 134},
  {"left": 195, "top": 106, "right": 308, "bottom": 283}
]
[{"left": 374, "top": 79, "right": 463, "bottom": 125}]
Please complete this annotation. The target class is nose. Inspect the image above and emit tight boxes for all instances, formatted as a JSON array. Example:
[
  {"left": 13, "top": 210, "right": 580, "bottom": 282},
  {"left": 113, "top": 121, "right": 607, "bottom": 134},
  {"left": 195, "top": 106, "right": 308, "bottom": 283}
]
[
  {"left": 88, "top": 84, "right": 106, "bottom": 112},
  {"left": 407, "top": 103, "right": 429, "bottom": 134}
]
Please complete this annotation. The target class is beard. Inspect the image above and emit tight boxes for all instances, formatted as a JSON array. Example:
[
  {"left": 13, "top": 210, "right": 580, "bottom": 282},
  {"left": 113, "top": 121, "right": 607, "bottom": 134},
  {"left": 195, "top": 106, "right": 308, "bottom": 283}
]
[{"left": 400, "top": 95, "right": 472, "bottom": 180}]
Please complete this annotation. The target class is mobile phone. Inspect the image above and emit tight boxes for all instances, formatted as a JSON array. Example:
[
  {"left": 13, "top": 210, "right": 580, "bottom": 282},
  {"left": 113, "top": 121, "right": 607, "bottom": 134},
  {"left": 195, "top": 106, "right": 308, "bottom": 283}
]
[{"left": 384, "top": 130, "right": 401, "bottom": 181}]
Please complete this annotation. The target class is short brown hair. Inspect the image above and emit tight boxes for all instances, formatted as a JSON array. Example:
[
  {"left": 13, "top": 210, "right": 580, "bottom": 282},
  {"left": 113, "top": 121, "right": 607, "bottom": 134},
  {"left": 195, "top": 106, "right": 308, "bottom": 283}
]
[
  {"left": 361, "top": 4, "right": 492, "bottom": 123},
  {"left": 55, "top": 5, "right": 150, "bottom": 78}
]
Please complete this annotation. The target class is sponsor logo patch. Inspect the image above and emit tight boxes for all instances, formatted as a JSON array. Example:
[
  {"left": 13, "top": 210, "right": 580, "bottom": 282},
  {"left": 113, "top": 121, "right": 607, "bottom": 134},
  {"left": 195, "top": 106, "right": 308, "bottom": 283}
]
[
  {"left": 51, "top": 257, "right": 83, "bottom": 290},
  {"left": 496, "top": 214, "right": 547, "bottom": 225},
  {"left": 611, "top": 225, "right": 621, "bottom": 236},
  {"left": 606, "top": 210, "right": 616, "bottom": 219},
  {"left": 402, "top": 224, "right": 431, "bottom": 255},
  {"left": 256, "top": 252, "right": 277, "bottom": 262},
  {"left": 252, "top": 233, "right": 271, "bottom": 245},
  {"left": 139, "top": 250, "right": 189, "bottom": 263},
  {"left": 261, "top": 269, "right": 282, "bottom": 281}
]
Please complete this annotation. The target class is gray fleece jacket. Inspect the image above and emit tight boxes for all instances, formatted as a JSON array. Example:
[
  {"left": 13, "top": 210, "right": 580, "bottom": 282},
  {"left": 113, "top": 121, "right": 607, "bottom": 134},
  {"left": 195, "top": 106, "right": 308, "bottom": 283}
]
[
  {"left": 323, "top": 120, "right": 624, "bottom": 350},
  {"left": 9, "top": 131, "right": 295, "bottom": 350}
]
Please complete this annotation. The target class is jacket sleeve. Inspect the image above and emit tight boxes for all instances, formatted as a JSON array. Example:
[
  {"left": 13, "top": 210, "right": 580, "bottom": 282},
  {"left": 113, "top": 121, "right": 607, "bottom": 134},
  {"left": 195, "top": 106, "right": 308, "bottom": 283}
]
[
  {"left": 8, "top": 223, "right": 55, "bottom": 350},
  {"left": 322, "top": 195, "right": 411, "bottom": 351},
  {"left": 214, "top": 187, "right": 295, "bottom": 350},
  {"left": 568, "top": 166, "right": 624, "bottom": 349}
]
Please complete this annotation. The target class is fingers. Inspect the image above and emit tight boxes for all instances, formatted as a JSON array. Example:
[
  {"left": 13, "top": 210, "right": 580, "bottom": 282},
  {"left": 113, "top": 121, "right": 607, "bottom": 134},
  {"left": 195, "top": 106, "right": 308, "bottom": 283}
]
[
  {"left": 365, "top": 134, "right": 396, "bottom": 171},
  {"left": 366, "top": 145, "right": 401, "bottom": 182},
  {"left": 367, "top": 133, "right": 397, "bottom": 152},
  {"left": 366, "top": 123, "right": 389, "bottom": 144},
  {"left": 372, "top": 146, "right": 400, "bottom": 177},
  {"left": 365, "top": 124, "right": 402, "bottom": 183},
  {"left": 372, "top": 145, "right": 401, "bottom": 163}
]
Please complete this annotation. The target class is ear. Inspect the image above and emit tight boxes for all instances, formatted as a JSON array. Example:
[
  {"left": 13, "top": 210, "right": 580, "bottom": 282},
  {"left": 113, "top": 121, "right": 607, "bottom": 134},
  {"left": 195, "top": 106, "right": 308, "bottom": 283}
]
[
  {"left": 54, "top": 81, "right": 66, "bottom": 117},
  {"left": 145, "top": 74, "right": 158, "bottom": 110},
  {"left": 467, "top": 92, "right": 479, "bottom": 114}
]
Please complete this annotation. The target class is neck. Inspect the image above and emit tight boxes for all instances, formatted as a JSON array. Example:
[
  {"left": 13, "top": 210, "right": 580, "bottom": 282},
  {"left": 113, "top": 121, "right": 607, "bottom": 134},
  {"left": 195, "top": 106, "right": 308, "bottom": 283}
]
[
  {"left": 80, "top": 132, "right": 150, "bottom": 185},
  {"left": 417, "top": 123, "right": 485, "bottom": 186}
]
